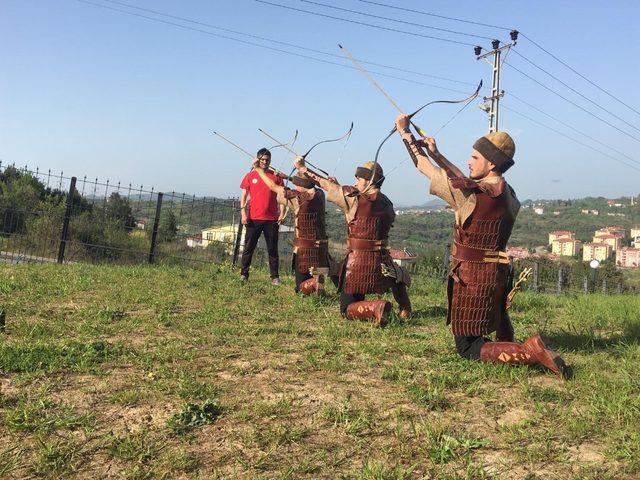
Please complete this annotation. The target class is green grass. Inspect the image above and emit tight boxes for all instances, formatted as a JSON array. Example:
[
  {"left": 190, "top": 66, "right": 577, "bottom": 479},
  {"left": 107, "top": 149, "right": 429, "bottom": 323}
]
[{"left": 0, "top": 262, "right": 639, "bottom": 478}]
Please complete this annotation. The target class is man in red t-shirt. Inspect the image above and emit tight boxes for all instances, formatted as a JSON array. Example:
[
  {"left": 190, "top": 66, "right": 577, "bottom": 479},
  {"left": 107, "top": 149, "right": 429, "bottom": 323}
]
[{"left": 239, "top": 148, "right": 286, "bottom": 284}]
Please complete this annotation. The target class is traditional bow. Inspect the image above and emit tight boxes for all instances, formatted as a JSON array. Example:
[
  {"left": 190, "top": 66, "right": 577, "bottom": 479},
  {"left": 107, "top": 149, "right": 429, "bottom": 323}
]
[
  {"left": 338, "top": 44, "right": 482, "bottom": 186},
  {"left": 258, "top": 123, "right": 354, "bottom": 183},
  {"left": 212, "top": 130, "right": 297, "bottom": 178},
  {"left": 372, "top": 80, "right": 483, "bottom": 183}
]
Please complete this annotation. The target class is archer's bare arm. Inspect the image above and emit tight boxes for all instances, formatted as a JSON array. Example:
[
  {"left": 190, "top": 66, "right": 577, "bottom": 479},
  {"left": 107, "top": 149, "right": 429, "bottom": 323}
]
[
  {"left": 252, "top": 161, "right": 286, "bottom": 196},
  {"left": 293, "top": 157, "right": 338, "bottom": 192},
  {"left": 395, "top": 114, "right": 439, "bottom": 180}
]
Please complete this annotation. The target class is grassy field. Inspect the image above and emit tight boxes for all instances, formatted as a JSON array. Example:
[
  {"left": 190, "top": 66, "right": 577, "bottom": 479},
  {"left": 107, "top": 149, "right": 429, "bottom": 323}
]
[{"left": 0, "top": 263, "right": 639, "bottom": 479}]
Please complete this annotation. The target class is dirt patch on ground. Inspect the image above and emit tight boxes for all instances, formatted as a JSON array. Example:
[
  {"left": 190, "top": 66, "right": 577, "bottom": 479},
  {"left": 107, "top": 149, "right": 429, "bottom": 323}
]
[
  {"left": 567, "top": 442, "right": 605, "bottom": 463},
  {"left": 102, "top": 403, "right": 176, "bottom": 434},
  {"left": 496, "top": 407, "right": 530, "bottom": 427},
  {"left": 0, "top": 375, "right": 20, "bottom": 397}
]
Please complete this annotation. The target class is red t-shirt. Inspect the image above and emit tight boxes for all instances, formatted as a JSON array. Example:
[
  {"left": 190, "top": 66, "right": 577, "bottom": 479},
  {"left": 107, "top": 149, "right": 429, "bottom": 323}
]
[{"left": 240, "top": 171, "right": 284, "bottom": 221}]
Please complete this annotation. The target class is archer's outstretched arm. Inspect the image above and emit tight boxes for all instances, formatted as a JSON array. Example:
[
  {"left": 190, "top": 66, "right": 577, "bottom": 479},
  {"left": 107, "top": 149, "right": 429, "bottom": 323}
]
[
  {"left": 395, "top": 114, "right": 439, "bottom": 179},
  {"left": 252, "top": 160, "right": 286, "bottom": 196},
  {"left": 293, "top": 157, "right": 338, "bottom": 192}
]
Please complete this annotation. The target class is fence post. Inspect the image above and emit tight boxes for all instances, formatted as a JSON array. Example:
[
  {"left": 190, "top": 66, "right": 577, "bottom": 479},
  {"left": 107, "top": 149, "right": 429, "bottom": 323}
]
[
  {"left": 557, "top": 267, "right": 563, "bottom": 294},
  {"left": 148, "top": 192, "right": 163, "bottom": 264},
  {"left": 617, "top": 282, "right": 622, "bottom": 294},
  {"left": 583, "top": 277, "right": 588, "bottom": 294},
  {"left": 232, "top": 216, "right": 244, "bottom": 266},
  {"left": 602, "top": 279, "right": 607, "bottom": 294},
  {"left": 532, "top": 262, "right": 539, "bottom": 292},
  {"left": 57, "top": 176, "right": 76, "bottom": 264}
]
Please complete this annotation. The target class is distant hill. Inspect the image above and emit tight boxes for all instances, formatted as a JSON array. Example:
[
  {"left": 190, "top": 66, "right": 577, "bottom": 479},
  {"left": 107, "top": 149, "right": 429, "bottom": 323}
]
[{"left": 397, "top": 198, "right": 447, "bottom": 210}]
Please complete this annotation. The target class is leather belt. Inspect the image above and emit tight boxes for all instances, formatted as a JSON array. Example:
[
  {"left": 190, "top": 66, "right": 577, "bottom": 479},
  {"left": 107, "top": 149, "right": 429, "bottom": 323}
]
[
  {"left": 347, "top": 238, "right": 389, "bottom": 251},
  {"left": 293, "top": 238, "right": 328, "bottom": 248},
  {"left": 451, "top": 242, "right": 510, "bottom": 264}
]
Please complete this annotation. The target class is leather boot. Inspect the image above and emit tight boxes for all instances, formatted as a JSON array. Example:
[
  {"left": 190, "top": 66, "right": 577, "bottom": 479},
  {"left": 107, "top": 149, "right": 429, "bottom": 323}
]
[
  {"left": 299, "top": 277, "right": 317, "bottom": 295},
  {"left": 480, "top": 334, "right": 566, "bottom": 376},
  {"left": 345, "top": 300, "right": 391, "bottom": 327}
]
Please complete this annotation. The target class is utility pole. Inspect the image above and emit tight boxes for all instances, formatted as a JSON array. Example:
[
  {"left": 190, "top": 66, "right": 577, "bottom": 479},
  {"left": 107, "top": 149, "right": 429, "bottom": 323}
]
[{"left": 474, "top": 30, "right": 519, "bottom": 132}]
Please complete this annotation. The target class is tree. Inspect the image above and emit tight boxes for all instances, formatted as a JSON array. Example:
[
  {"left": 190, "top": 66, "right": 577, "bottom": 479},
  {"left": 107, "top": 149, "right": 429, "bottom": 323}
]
[
  {"left": 158, "top": 209, "right": 178, "bottom": 243},
  {"left": 105, "top": 192, "right": 135, "bottom": 230}
]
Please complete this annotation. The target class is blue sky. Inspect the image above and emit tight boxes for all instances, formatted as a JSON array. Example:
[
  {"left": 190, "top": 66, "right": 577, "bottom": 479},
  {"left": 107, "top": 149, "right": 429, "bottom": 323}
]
[{"left": 1, "top": 0, "right": 639, "bottom": 205}]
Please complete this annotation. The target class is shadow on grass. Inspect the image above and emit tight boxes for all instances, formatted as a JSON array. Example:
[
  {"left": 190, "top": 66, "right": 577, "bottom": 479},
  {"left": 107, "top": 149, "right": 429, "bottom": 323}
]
[
  {"left": 411, "top": 306, "right": 448, "bottom": 319},
  {"left": 544, "top": 321, "right": 640, "bottom": 353}
]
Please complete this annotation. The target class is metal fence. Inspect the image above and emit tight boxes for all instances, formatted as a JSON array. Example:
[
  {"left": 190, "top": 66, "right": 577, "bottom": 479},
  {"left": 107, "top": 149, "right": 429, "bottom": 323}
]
[
  {"left": 1, "top": 162, "right": 637, "bottom": 293},
  {"left": 0, "top": 162, "right": 296, "bottom": 270}
]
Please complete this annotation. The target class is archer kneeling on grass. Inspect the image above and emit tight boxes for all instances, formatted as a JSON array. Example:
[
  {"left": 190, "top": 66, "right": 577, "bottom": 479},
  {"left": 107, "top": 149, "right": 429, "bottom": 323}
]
[{"left": 295, "top": 156, "right": 412, "bottom": 327}]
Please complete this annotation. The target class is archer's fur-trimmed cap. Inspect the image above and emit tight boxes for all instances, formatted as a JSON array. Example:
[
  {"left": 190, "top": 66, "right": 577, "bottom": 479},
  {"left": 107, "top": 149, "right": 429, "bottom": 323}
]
[
  {"left": 473, "top": 131, "right": 515, "bottom": 173},
  {"left": 355, "top": 161, "right": 384, "bottom": 184}
]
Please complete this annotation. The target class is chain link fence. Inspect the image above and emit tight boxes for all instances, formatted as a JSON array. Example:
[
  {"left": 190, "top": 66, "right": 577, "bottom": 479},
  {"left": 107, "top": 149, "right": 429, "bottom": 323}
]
[{"left": 0, "top": 162, "right": 295, "bottom": 270}]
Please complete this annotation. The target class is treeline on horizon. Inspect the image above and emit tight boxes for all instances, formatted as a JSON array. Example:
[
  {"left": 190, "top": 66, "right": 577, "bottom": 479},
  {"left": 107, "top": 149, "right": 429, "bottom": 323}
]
[{"left": 1, "top": 165, "right": 637, "bottom": 289}]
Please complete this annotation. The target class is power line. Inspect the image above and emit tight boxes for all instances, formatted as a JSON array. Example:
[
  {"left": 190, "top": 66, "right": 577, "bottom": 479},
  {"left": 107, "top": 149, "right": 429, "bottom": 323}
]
[
  {"left": 74, "top": 0, "right": 471, "bottom": 95},
  {"left": 271, "top": 0, "right": 640, "bottom": 139},
  {"left": 504, "top": 61, "right": 640, "bottom": 144},
  {"left": 502, "top": 104, "right": 640, "bottom": 173},
  {"left": 298, "top": 0, "right": 493, "bottom": 40},
  {"left": 253, "top": 0, "right": 477, "bottom": 47},
  {"left": 74, "top": 0, "right": 639, "bottom": 175},
  {"left": 91, "top": 0, "right": 475, "bottom": 86},
  {"left": 520, "top": 33, "right": 640, "bottom": 117},
  {"left": 509, "top": 92, "right": 640, "bottom": 166},
  {"left": 354, "top": 0, "right": 513, "bottom": 31},
  {"left": 511, "top": 50, "right": 640, "bottom": 133},
  {"left": 354, "top": 0, "right": 640, "bottom": 119}
]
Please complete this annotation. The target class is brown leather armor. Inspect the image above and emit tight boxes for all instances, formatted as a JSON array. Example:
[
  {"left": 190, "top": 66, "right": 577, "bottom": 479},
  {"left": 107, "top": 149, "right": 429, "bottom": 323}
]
[
  {"left": 341, "top": 186, "right": 396, "bottom": 294},
  {"left": 447, "top": 178, "right": 516, "bottom": 337},
  {"left": 286, "top": 189, "right": 329, "bottom": 274}
]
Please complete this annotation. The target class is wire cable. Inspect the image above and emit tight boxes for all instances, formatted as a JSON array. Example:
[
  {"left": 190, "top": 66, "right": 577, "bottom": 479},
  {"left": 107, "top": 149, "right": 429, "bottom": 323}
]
[
  {"left": 354, "top": 0, "right": 640, "bottom": 118},
  {"left": 520, "top": 33, "right": 640, "bottom": 117},
  {"left": 504, "top": 61, "right": 640, "bottom": 144},
  {"left": 99, "top": 0, "right": 475, "bottom": 86},
  {"left": 298, "top": 0, "right": 493, "bottom": 40},
  {"left": 502, "top": 104, "right": 640, "bottom": 173},
  {"left": 75, "top": 0, "right": 469, "bottom": 94},
  {"left": 354, "top": 0, "right": 514, "bottom": 31},
  {"left": 253, "top": 0, "right": 477, "bottom": 47},
  {"left": 508, "top": 92, "right": 640, "bottom": 167},
  {"left": 511, "top": 50, "right": 640, "bottom": 133}
]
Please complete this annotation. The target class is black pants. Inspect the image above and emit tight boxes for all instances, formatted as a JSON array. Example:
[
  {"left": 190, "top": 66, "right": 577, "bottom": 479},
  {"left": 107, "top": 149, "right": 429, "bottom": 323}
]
[
  {"left": 340, "top": 292, "right": 365, "bottom": 315},
  {"left": 293, "top": 254, "right": 312, "bottom": 292},
  {"left": 240, "top": 220, "right": 280, "bottom": 279},
  {"left": 453, "top": 313, "right": 514, "bottom": 360},
  {"left": 454, "top": 336, "right": 486, "bottom": 360},
  {"left": 339, "top": 282, "right": 410, "bottom": 315}
]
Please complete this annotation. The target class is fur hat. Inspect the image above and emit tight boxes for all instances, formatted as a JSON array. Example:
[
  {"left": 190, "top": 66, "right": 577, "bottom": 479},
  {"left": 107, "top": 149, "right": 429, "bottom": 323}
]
[
  {"left": 473, "top": 131, "right": 515, "bottom": 173},
  {"left": 355, "top": 161, "right": 384, "bottom": 185}
]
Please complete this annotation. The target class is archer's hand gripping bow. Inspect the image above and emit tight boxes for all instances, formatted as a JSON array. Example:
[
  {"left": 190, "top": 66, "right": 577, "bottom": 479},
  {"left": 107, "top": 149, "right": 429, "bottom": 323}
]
[
  {"left": 338, "top": 44, "right": 482, "bottom": 185},
  {"left": 258, "top": 123, "right": 354, "bottom": 186}
]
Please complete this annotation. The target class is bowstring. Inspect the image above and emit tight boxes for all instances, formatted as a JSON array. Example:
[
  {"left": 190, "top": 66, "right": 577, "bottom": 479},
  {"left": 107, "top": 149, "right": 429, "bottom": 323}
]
[
  {"left": 383, "top": 98, "right": 476, "bottom": 180},
  {"left": 332, "top": 127, "right": 353, "bottom": 177}
]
